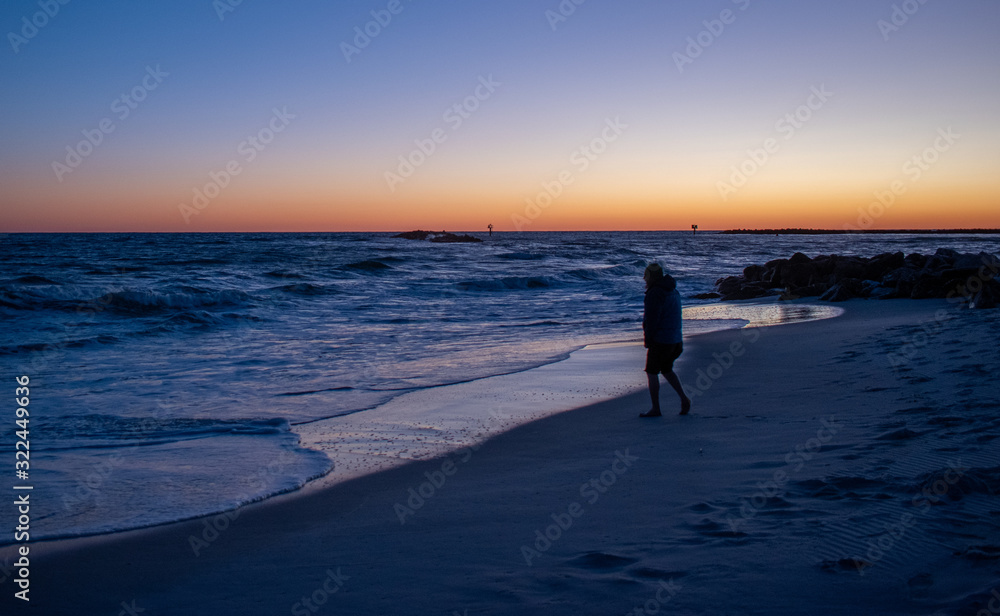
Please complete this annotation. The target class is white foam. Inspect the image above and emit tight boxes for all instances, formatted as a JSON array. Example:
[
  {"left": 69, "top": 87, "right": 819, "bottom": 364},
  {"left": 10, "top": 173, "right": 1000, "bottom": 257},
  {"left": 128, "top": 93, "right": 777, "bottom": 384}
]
[{"left": 294, "top": 302, "right": 844, "bottom": 489}]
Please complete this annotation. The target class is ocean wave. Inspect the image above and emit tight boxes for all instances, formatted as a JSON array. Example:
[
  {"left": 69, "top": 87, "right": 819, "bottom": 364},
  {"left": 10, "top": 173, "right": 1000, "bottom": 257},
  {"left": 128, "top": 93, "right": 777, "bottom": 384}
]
[
  {"left": 270, "top": 283, "right": 336, "bottom": 296},
  {"left": 264, "top": 270, "right": 306, "bottom": 279},
  {"left": 0, "top": 331, "right": 130, "bottom": 355},
  {"left": 496, "top": 252, "right": 548, "bottom": 261},
  {"left": 8, "top": 274, "right": 61, "bottom": 285},
  {"left": 19, "top": 415, "right": 293, "bottom": 452},
  {"left": 96, "top": 288, "right": 253, "bottom": 313},
  {"left": 499, "top": 320, "right": 566, "bottom": 327},
  {"left": 457, "top": 276, "right": 558, "bottom": 291},
  {"left": 0, "top": 284, "right": 255, "bottom": 314},
  {"left": 157, "top": 258, "right": 231, "bottom": 266},
  {"left": 344, "top": 260, "right": 392, "bottom": 272}
]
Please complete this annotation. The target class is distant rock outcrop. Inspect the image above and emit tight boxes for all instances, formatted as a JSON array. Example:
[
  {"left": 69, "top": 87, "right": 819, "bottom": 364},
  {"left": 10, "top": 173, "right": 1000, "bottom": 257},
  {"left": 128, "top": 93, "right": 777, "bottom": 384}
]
[
  {"left": 393, "top": 230, "right": 482, "bottom": 243},
  {"left": 712, "top": 249, "right": 1000, "bottom": 309}
]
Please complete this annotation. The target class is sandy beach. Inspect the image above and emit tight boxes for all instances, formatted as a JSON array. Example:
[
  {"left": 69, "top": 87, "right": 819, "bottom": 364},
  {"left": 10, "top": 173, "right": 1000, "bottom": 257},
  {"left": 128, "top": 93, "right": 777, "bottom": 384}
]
[{"left": 5, "top": 298, "right": 1000, "bottom": 615}]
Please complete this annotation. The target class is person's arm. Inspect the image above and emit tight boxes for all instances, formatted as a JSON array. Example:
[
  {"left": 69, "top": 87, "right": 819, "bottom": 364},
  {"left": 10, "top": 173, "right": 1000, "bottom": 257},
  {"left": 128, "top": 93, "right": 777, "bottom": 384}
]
[{"left": 643, "top": 291, "right": 663, "bottom": 347}]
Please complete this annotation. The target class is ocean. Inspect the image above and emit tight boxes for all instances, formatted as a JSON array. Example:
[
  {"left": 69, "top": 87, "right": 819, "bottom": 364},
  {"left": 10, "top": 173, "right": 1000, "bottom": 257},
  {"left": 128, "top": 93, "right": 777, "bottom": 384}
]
[{"left": 2, "top": 231, "right": 999, "bottom": 543}]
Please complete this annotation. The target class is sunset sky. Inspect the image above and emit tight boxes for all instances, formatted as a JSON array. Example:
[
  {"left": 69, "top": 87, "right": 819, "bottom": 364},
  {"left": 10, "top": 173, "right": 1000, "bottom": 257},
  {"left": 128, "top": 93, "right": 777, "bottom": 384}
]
[{"left": 1, "top": 0, "right": 997, "bottom": 232}]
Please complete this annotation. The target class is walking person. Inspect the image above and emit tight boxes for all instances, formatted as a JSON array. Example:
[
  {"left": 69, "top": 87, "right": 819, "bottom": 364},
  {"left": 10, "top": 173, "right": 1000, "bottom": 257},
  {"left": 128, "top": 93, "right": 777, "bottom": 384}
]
[{"left": 640, "top": 263, "right": 691, "bottom": 417}]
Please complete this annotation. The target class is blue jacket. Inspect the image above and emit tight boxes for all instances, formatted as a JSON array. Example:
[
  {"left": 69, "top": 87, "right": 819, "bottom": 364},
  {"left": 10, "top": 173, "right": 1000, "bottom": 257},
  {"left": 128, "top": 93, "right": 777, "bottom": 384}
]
[{"left": 643, "top": 275, "right": 682, "bottom": 347}]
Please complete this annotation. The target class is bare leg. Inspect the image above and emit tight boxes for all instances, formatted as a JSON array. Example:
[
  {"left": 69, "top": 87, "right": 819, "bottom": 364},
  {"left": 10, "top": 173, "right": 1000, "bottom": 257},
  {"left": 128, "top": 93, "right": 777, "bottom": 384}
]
[
  {"left": 664, "top": 370, "right": 692, "bottom": 415},
  {"left": 640, "top": 372, "right": 662, "bottom": 417}
]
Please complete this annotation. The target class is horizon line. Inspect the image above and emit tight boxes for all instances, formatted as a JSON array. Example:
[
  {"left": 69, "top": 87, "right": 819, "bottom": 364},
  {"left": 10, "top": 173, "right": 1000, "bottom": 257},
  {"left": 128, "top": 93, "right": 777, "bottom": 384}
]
[{"left": 4, "top": 228, "right": 1000, "bottom": 235}]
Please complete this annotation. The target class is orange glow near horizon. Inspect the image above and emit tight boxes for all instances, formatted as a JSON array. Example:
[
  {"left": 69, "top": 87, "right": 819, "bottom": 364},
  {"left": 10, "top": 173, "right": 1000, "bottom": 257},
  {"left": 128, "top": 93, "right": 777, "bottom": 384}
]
[
  {"left": 3, "top": 185, "right": 996, "bottom": 234},
  {"left": 2, "top": 151, "right": 997, "bottom": 233}
]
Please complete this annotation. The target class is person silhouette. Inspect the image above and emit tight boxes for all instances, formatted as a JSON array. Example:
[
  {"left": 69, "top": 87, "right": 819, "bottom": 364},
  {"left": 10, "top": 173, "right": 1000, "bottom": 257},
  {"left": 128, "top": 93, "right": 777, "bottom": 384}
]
[{"left": 640, "top": 263, "right": 691, "bottom": 417}]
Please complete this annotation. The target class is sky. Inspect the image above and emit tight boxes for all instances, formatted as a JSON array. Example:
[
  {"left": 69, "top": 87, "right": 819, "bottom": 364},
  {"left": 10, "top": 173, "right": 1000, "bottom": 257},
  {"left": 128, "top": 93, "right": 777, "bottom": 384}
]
[{"left": 1, "top": 0, "right": 998, "bottom": 232}]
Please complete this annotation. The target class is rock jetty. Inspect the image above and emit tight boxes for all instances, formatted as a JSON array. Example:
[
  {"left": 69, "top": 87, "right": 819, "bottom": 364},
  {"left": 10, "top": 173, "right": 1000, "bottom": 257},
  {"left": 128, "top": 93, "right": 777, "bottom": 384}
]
[
  {"left": 708, "top": 249, "right": 1000, "bottom": 309},
  {"left": 394, "top": 230, "right": 482, "bottom": 243}
]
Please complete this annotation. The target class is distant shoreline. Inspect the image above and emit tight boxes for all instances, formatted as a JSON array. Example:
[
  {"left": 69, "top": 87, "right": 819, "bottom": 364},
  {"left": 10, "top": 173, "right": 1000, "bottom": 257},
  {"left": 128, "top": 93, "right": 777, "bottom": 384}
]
[
  {"left": 720, "top": 228, "right": 1000, "bottom": 235},
  {"left": 4, "top": 228, "right": 1000, "bottom": 235}
]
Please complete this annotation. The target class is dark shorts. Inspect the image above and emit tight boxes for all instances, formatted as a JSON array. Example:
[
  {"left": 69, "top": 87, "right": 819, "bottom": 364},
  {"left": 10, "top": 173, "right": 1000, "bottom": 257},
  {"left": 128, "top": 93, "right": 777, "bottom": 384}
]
[{"left": 645, "top": 342, "right": 683, "bottom": 375}]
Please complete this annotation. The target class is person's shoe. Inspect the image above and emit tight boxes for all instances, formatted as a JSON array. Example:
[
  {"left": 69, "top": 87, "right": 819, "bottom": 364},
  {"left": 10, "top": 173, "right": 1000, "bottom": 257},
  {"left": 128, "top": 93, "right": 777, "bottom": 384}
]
[
  {"left": 639, "top": 410, "right": 662, "bottom": 418},
  {"left": 679, "top": 399, "right": 691, "bottom": 415}
]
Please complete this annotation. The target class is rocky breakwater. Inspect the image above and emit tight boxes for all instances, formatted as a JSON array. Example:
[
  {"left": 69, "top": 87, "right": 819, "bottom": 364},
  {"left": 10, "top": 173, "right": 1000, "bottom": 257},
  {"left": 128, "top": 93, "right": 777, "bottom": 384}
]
[
  {"left": 394, "top": 230, "right": 483, "bottom": 243},
  {"left": 708, "top": 249, "right": 1000, "bottom": 309}
]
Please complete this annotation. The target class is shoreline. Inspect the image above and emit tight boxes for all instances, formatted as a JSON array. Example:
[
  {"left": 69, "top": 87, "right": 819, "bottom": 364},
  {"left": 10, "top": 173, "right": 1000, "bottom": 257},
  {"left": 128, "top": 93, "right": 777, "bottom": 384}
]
[
  {"left": 6, "top": 302, "right": 842, "bottom": 548},
  {"left": 8, "top": 298, "right": 1000, "bottom": 614}
]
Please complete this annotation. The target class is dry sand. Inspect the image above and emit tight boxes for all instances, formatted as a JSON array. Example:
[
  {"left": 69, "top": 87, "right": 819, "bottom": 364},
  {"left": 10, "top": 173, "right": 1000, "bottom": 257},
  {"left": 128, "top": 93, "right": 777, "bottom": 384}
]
[{"left": 4, "top": 299, "right": 1000, "bottom": 615}]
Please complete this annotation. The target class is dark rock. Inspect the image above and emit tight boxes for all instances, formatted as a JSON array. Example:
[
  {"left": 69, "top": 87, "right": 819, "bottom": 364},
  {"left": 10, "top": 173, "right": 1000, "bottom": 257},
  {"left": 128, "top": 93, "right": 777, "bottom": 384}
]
[
  {"left": 861, "top": 279, "right": 901, "bottom": 299},
  {"left": 833, "top": 257, "right": 865, "bottom": 281},
  {"left": 970, "top": 280, "right": 1000, "bottom": 309},
  {"left": 953, "top": 252, "right": 998, "bottom": 271},
  {"left": 717, "top": 276, "right": 745, "bottom": 296},
  {"left": 812, "top": 256, "right": 837, "bottom": 279},
  {"left": 716, "top": 249, "right": 998, "bottom": 308},
  {"left": 430, "top": 233, "right": 482, "bottom": 243},
  {"left": 779, "top": 260, "right": 819, "bottom": 288},
  {"left": 394, "top": 230, "right": 432, "bottom": 240},
  {"left": 881, "top": 266, "right": 918, "bottom": 287},
  {"left": 904, "top": 253, "right": 927, "bottom": 269},
  {"left": 691, "top": 292, "right": 722, "bottom": 300},
  {"left": 788, "top": 283, "right": 829, "bottom": 298},
  {"left": 925, "top": 249, "right": 957, "bottom": 271},
  {"left": 395, "top": 230, "right": 482, "bottom": 243},
  {"left": 762, "top": 259, "right": 788, "bottom": 286},
  {"left": 743, "top": 264, "right": 766, "bottom": 283},
  {"left": 937, "top": 269, "right": 981, "bottom": 289},
  {"left": 862, "top": 252, "right": 905, "bottom": 282},
  {"left": 840, "top": 278, "right": 868, "bottom": 297},
  {"left": 721, "top": 286, "right": 773, "bottom": 301},
  {"left": 910, "top": 274, "right": 946, "bottom": 299},
  {"left": 819, "top": 283, "right": 857, "bottom": 302},
  {"left": 940, "top": 276, "right": 976, "bottom": 300}
]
